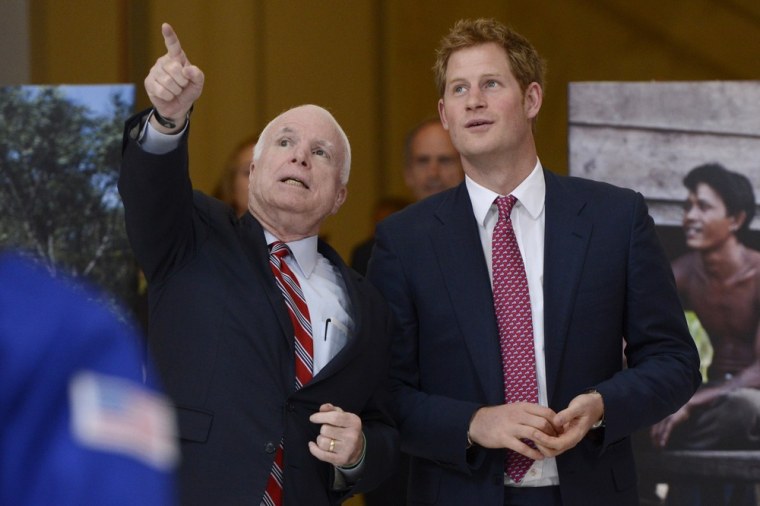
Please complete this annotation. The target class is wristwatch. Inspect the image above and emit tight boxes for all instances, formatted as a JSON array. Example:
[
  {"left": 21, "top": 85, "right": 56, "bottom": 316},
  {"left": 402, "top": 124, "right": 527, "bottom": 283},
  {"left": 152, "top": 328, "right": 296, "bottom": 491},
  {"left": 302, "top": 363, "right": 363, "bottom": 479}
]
[
  {"left": 152, "top": 109, "right": 179, "bottom": 129},
  {"left": 152, "top": 106, "right": 193, "bottom": 130}
]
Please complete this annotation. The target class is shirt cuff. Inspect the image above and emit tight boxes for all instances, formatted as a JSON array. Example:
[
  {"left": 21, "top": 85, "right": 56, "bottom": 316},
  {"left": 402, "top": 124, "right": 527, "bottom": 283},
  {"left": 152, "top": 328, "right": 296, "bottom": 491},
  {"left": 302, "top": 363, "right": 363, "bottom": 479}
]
[
  {"left": 137, "top": 110, "right": 188, "bottom": 155},
  {"left": 334, "top": 432, "right": 366, "bottom": 485}
]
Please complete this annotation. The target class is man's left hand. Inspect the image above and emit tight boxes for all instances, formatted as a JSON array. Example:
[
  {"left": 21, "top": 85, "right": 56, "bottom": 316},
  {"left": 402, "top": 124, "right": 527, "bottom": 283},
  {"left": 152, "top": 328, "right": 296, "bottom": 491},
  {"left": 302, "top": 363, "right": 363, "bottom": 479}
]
[
  {"left": 309, "top": 403, "right": 364, "bottom": 467},
  {"left": 531, "top": 391, "right": 604, "bottom": 457}
]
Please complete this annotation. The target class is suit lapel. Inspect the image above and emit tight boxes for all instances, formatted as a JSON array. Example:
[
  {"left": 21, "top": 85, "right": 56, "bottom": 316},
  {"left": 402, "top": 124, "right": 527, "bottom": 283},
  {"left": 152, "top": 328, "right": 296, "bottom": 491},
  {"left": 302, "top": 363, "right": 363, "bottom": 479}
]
[
  {"left": 237, "top": 214, "right": 294, "bottom": 350},
  {"left": 542, "top": 171, "right": 592, "bottom": 404},
  {"left": 431, "top": 184, "right": 504, "bottom": 403}
]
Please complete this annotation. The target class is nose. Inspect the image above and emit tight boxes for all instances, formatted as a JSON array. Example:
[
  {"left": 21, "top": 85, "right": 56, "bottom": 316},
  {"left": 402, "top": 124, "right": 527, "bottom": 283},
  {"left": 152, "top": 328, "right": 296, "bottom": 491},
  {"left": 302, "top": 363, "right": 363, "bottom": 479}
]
[
  {"left": 683, "top": 206, "right": 701, "bottom": 229},
  {"left": 466, "top": 87, "right": 485, "bottom": 111},
  {"left": 426, "top": 160, "right": 441, "bottom": 179},
  {"left": 290, "top": 145, "right": 309, "bottom": 168}
]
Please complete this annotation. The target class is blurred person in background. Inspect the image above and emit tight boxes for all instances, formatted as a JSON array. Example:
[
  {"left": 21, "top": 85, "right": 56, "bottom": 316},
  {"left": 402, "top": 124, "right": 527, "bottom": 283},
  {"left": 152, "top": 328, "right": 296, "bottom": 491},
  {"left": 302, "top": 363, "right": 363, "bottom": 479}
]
[
  {"left": 350, "top": 118, "right": 461, "bottom": 277},
  {"left": 213, "top": 134, "right": 259, "bottom": 217},
  {"left": 403, "top": 118, "right": 464, "bottom": 201},
  {"left": 0, "top": 251, "right": 177, "bottom": 506},
  {"left": 349, "top": 197, "right": 410, "bottom": 276}
]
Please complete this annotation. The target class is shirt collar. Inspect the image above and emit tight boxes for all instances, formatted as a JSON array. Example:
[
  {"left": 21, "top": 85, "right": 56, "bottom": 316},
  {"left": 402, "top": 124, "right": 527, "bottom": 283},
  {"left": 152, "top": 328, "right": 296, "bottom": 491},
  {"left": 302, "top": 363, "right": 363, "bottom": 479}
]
[
  {"left": 465, "top": 159, "right": 546, "bottom": 227},
  {"left": 263, "top": 230, "right": 319, "bottom": 279}
]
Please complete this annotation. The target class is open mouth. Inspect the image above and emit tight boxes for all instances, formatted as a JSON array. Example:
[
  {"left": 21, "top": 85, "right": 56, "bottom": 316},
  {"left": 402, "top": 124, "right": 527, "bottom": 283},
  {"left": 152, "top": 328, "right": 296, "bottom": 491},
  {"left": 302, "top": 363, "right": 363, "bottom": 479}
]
[
  {"left": 281, "top": 177, "right": 309, "bottom": 189},
  {"left": 683, "top": 224, "right": 702, "bottom": 237},
  {"left": 465, "top": 119, "right": 493, "bottom": 128}
]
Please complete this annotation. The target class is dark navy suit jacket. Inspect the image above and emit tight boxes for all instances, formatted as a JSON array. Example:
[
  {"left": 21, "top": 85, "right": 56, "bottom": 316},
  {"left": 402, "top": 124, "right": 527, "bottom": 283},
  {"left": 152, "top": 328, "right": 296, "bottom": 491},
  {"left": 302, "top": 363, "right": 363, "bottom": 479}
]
[
  {"left": 367, "top": 170, "right": 701, "bottom": 506},
  {"left": 118, "top": 112, "right": 399, "bottom": 506}
]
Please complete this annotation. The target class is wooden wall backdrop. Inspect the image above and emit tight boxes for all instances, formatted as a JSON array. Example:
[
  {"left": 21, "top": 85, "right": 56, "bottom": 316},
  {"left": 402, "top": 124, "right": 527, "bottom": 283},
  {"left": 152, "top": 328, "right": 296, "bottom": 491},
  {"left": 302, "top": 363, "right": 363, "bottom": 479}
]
[
  {"left": 569, "top": 81, "right": 760, "bottom": 230},
  {"left": 24, "top": 0, "right": 760, "bottom": 260}
]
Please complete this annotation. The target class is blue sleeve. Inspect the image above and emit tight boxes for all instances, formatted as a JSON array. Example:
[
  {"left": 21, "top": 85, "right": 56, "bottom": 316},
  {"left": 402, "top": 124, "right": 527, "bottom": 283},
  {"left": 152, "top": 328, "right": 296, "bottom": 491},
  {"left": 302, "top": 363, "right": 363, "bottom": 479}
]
[{"left": 0, "top": 254, "right": 177, "bottom": 506}]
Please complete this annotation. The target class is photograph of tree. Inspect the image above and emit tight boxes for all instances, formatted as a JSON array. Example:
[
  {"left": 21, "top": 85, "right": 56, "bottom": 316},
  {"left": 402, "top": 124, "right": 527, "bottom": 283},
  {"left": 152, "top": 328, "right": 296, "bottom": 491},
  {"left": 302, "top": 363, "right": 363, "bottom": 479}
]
[{"left": 0, "top": 84, "right": 137, "bottom": 315}]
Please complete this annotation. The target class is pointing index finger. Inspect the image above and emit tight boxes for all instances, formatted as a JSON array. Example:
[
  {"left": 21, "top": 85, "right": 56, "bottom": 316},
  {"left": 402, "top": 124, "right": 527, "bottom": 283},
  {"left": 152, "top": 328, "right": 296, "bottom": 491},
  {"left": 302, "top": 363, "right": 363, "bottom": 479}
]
[{"left": 161, "top": 22, "right": 185, "bottom": 62}]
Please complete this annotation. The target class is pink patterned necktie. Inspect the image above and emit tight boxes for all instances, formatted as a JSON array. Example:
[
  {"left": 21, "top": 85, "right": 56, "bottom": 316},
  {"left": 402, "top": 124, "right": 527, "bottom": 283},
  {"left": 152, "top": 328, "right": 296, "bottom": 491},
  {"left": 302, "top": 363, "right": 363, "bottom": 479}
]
[
  {"left": 492, "top": 195, "right": 539, "bottom": 483},
  {"left": 262, "top": 241, "right": 314, "bottom": 506}
]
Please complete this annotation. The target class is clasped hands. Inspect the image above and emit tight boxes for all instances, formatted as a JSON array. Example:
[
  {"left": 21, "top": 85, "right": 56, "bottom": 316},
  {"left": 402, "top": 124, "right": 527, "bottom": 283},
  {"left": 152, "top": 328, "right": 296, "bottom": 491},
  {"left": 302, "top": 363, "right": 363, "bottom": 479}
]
[
  {"left": 468, "top": 391, "right": 604, "bottom": 460},
  {"left": 309, "top": 403, "right": 365, "bottom": 468}
]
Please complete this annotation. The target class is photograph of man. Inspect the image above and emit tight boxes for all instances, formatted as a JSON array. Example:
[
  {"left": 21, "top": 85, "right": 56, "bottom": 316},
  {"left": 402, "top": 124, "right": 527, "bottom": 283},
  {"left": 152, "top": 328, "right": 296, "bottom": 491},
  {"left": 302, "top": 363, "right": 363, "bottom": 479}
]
[
  {"left": 367, "top": 18, "right": 701, "bottom": 506},
  {"left": 650, "top": 162, "right": 760, "bottom": 505},
  {"left": 118, "top": 23, "right": 398, "bottom": 506}
]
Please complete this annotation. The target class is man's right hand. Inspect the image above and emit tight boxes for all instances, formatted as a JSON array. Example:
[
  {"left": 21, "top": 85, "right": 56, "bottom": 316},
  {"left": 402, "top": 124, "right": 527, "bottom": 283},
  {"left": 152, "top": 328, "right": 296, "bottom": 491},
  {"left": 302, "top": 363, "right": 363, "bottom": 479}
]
[
  {"left": 144, "top": 23, "right": 205, "bottom": 132},
  {"left": 468, "top": 403, "right": 558, "bottom": 461}
]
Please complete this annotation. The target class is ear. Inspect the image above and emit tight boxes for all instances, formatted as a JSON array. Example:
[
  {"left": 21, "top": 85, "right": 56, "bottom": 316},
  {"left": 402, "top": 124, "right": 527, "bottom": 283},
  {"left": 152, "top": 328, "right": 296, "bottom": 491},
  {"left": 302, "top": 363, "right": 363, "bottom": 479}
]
[
  {"left": 523, "top": 82, "right": 543, "bottom": 120},
  {"left": 730, "top": 210, "right": 747, "bottom": 233},
  {"left": 330, "top": 186, "right": 348, "bottom": 215},
  {"left": 438, "top": 98, "right": 449, "bottom": 130}
]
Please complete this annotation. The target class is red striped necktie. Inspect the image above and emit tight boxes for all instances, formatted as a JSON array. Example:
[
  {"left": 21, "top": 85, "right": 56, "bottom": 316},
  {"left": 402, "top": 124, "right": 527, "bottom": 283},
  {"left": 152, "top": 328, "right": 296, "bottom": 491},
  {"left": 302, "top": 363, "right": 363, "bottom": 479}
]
[
  {"left": 492, "top": 195, "right": 539, "bottom": 483},
  {"left": 262, "top": 241, "right": 314, "bottom": 506}
]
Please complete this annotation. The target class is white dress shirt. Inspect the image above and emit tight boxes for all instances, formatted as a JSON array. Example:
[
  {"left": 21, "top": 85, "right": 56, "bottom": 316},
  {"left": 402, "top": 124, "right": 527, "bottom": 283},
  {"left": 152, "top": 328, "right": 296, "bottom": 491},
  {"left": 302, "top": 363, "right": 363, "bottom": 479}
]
[
  {"left": 465, "top": 160, "right": 559, "bottom": 487},
  {"left": 263, "top": 231, "right": 354, "bottom": 375}
]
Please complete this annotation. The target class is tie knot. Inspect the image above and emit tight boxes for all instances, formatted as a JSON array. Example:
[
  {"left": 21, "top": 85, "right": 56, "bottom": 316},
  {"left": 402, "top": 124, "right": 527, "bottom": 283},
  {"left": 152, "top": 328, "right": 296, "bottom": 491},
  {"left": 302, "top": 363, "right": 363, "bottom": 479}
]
[
  {"left": 269, "top": 241, "right": 290, "bottom": 259},
  {"left": 495, "top": 194, "right": 518, "bottom": 221}
]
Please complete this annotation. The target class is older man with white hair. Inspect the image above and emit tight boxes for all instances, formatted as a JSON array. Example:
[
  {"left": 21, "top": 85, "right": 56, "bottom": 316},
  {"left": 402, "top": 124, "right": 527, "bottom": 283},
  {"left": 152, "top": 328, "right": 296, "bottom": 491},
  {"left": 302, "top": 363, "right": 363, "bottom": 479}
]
[{"left": 118, "top": 23, "right": 398, "bottom": 506}]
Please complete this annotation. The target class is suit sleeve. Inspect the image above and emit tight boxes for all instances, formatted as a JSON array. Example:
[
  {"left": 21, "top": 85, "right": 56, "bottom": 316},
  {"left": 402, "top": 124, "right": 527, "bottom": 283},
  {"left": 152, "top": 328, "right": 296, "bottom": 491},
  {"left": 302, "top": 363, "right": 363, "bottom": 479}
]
[
  {"left": 0, "top": 256, "right": 177, "bottom": 506},
  {"left": 117, "top": 109, "right": 198, "bottom": 284},
  {"left": 368, "top": 224, "right": 482, "bottom": 474},
  {"left": 595, "top": 192, "right": 701, "bottom": 448},
  {"left": 339, "top": 305, "right": 401, "bottom": 496}
]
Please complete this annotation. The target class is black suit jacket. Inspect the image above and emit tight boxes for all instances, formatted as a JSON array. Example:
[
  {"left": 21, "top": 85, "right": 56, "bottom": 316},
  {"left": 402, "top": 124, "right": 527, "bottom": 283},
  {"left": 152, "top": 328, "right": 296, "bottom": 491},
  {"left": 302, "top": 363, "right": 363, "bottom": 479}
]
[
  {"left": 367, "top": 171, "right": 701, "bottom": 506},
  {"left": 118, "top": 112, "right": 398, "bottom": 506},
  {"left": 349, "top": 237, "right": 375, "bottom": 276}
]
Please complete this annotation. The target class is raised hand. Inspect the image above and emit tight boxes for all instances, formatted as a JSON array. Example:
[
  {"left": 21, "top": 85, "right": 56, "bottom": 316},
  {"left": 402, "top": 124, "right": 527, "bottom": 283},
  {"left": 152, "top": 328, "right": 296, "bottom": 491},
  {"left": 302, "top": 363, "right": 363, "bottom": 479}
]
[{"left": 144, "top": 23, "right": 205, "bottom": 129}]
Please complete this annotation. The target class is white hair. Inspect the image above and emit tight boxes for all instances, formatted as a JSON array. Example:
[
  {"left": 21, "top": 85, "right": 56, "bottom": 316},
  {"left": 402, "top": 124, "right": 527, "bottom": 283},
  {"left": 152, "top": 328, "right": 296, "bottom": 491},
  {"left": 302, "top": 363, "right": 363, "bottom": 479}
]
[{"left": 253, "top": 105, "right": 351, "bottom": 184}]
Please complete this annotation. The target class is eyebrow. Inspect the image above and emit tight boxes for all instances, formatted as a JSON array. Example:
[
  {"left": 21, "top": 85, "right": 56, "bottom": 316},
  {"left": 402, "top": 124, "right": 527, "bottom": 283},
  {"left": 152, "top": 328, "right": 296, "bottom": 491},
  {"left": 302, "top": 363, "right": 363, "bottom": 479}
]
[
  {"left": 277, "top": 126, "right": 297, "bottom": 137},
  {"left": 449, "top": 72, "right": 503, "bottom": 82},
  {"left": 276, "top": 126, "right": 336, "bottom": 153},
  {"left": 314, "top": 139, "right": 336, "bottom": 152}
]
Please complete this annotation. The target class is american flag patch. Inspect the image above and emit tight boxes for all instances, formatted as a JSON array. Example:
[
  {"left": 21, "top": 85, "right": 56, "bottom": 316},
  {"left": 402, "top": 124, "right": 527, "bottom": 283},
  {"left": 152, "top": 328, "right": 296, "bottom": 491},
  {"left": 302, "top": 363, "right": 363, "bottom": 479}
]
[{"left": 69, "top": 371, "right": 179, "bottom": 470}]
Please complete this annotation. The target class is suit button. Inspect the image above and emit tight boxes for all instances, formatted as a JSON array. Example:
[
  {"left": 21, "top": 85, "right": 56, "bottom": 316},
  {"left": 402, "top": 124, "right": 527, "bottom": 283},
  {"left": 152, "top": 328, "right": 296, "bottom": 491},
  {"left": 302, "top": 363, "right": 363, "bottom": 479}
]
[
  {"left": 287, "top": 402, "right": 295, "bottom": 412},
  {"left": 264, "top": 442, "right": 276, "bottom": 454}
]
